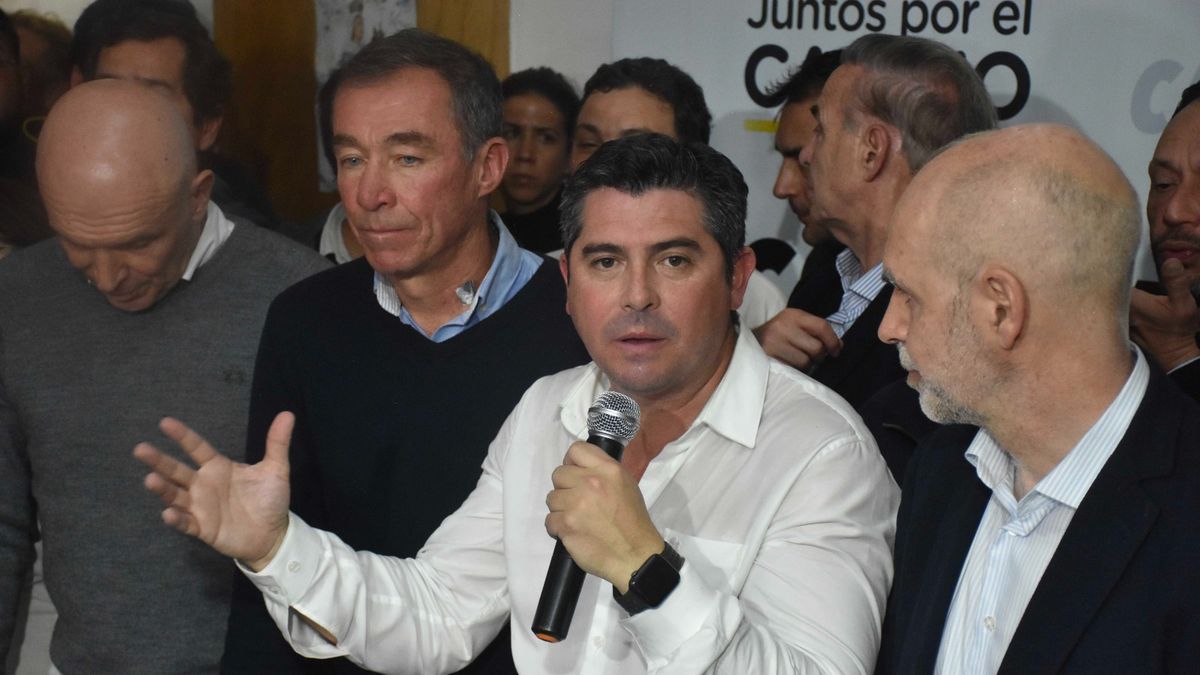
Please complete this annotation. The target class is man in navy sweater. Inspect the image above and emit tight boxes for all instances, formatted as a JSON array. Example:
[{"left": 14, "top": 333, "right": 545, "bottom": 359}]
[{"left": 220, "top": 29, "right": 588, "bottom": 674}]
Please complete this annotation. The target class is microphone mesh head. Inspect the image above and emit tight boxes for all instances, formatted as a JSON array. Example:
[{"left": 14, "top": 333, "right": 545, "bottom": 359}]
[{"left": 587, "top": 391, "right": 641, "bottom": 443}]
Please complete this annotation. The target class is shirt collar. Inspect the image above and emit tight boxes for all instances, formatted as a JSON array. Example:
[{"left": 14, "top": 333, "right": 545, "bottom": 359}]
[
  {"left": 965, "top": 348, "right": 1150, "bottom": 509},
  {"left": 181, "top": 201, "right": 235, "bottom": 281},
  {"left": 318, "top": 202, "right": 353, "bottom": 264},
  {"left": 372, "top": 211, "right": 525, "bottom": 336},
  {"left": 559, "top": 327, "right": 769, "bottom": 450},
  {"left": 834, "top": 248, "right": 886, "bottom": 302}
]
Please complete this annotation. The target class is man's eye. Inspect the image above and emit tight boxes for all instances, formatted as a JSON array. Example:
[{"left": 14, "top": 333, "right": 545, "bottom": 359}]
[
  {"left": 398, "top": 155, "right": 420, "bottom": 166},
  {"left": 591, "top": 257, "right": 617, "bottom": 270},
  {"left": 502, "top": 126, "right": 520, "bottom": 141},
  {"left": 538, "top": 131, "right": 559, "bottom": 145},
  {"left": 1152, "top": 181, "right": 1175, "bottom": 192},
  {"left": 663, "top": 255, "right": 689, "bottom": 268},
  {"left": 339, "top": 156, "right": 363, "bottom": 168}
]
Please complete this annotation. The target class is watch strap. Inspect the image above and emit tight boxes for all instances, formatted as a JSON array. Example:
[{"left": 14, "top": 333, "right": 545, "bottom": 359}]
[{"left": 613, "top": 542, "right": 684, "bottom": 615}]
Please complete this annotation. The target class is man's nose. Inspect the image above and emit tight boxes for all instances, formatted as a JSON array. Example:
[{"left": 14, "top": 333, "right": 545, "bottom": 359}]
[
  {"left": 355, "top": 162, "right": 396, "bottom": 212},
  {"left": 878, "top": 291, "right": 908, "bottom": 345},
  {"left": 89, "top": 252, "right": 126, "bottom": 293},
  {"left": 622, "top": 265, "right": 659, "bottom": 312}
]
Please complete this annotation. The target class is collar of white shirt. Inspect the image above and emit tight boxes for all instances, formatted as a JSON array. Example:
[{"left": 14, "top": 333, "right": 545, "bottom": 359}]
[
  {"left": 181, "top": 201, "right": 236, "bottom": 281},
  {"left": 557, "top": 327, "right": 767, "bottom": 450},
  {"left": 965, "top": 348, "right": 1150, "bottom": 511}
]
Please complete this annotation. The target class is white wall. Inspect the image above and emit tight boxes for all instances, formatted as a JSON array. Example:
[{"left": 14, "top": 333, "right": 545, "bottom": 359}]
[{"left": 509, "top": 0, "right": 614, "bottom": 92}]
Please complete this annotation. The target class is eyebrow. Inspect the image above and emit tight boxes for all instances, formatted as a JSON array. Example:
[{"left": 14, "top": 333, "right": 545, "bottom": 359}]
[
  {"left": 617, "top": 128, "right": 660, "bottom": 139},
  {"left": 1149, "top": 158, "right": 1178, "bottom": 172},
  {"left": 95, "top": 72, "right": 175, "bottom": 92},
  {"left": 579, "top": 238, "right": 702, "bottom": 258},
  {"left": 331, "top": 131, "right": 435, "bottom": 150},
  {"left": 504, "top": 122, "right": 562, "bottom": 134}
]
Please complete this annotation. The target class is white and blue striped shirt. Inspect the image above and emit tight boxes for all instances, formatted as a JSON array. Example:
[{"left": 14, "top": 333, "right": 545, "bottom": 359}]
[
  {"left": 825, "top": 248, "right": 887, "bottom": 338},
  {"left": 934, "top": 349, "right": 1150, "bottom": 675}
]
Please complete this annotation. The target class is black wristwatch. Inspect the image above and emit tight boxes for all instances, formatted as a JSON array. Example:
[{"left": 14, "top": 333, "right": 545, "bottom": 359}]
[{"left": 613, "top": 542, "right": 684, "bottom": 615}]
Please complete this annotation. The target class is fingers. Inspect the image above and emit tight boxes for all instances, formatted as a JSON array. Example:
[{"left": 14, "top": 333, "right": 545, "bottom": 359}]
[
  {"left": 1160, "top": 259, "right": 1199, "bottom": 310},
  {"left": 159, "top": 417, "right": 219, "bottom": 466},
  {"left": 263, "top": 412, "right": 296, "bottom": 466},
  {"left": 562, "top": 441, "right": 611, "bottom": 468},
  {"left": 143, "top": 469, "right": 191, "bottom": 511},
  {"left": 161, "top": 506, "right": 200, "bottom": 538},
  {"left": 806, "top": 318, "right": 843, "bottom": 358},
  {"left": 1129, "top": 288, "right": 1157, "bottom": 323},
  {"left": 133, "top": 441, "right": 196, "bottom": 489},
  {"left": 754, "top": 309, "right": 842, "bottom": 369},
  {"left": 550, "top": 463, "right": 588, "bottom": 489}
]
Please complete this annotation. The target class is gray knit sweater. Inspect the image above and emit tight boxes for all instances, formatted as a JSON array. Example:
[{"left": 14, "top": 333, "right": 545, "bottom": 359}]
[{"left": 0, "top": 223, "right": 329, "bottom": 674}]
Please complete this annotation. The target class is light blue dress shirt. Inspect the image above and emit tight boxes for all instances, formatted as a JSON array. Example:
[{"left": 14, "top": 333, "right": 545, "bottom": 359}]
[{"left": 372, "top": 212, "right": 543, "bottom": 342}]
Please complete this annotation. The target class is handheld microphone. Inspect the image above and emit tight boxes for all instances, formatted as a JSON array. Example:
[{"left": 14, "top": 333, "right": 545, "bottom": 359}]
[{"left": 532, "top": 391, "right": 641, "bottom": 643}]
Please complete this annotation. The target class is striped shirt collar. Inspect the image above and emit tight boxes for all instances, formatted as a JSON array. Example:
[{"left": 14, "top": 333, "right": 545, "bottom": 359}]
[
  {"left": 825, "top": 248, "right": 887, "bottom": 337},
  {"left": 966, "top": 348, "right": 1149, "bottom": 510}
]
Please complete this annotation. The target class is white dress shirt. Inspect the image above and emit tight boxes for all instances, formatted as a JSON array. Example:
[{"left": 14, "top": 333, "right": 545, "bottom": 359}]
[
  {"left": 243, "top": 328, "right": 899, "bottom": 674},
  {"left": 739, "top": 270, "right": 788, "bottom": 329},
  {"left": 825, "top": 249, "right": 886, "bottom": 338},
  {"left": 182, "top": 201, "right": 236, "bottom": 280},
  {"left": 934, "top": 350, "right": 1150, "bottom": 675}
]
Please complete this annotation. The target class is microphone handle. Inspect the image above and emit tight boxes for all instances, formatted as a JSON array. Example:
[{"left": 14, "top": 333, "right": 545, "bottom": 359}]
[{"left": 531, "top": 434, "right": 626, "bottom": 643}]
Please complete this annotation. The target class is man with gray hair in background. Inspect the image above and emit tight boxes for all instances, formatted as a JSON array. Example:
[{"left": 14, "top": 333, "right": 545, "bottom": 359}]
[
  {"left": 875, "top": 124, "right": 1200, "bottom": 674},
  {"left": 0, "top": 79, "right": 327, "bottom": 673},
  {"left": 754, "top": 34, "right": 998, "bottom": 479}
]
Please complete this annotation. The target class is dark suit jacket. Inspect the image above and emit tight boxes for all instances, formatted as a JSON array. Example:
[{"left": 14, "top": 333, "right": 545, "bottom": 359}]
[
  {"left": 788, "top": 239, "right": 845, "bottom": 317},
  {"left": 876, "top": 366, "right": 1200, "bottom": 674},
  {"left": 1170, "top": 357, "right": 1200, "bottom": 402},
  {"left": 809, "top": 286, "right": 905, "bottom": 410}
]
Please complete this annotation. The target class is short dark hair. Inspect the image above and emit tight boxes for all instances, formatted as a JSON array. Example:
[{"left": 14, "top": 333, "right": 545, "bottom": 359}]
[
  {"left": 842, "top": 34, "right": 997, "bottom": 171},
  {"left": 329, "top": 28, "right": 501, "bottom": 159},
  {"left": 582, "top": 57, "right": 712, "bottom": 145},
  {"left": 502, "top": 67, "right": 579, "bottom": 140},
  {"left": 1173, "top": 80, "right": 1200, "bottom": 118},
  {"left": 72, "top": 0, "right": 231, "bottom": 125},
  {"left": 767, "top": 46, "right": 842, "bottom": 106},
  {"left": 560, "top": 133, "right": 746, "bottom": 279}
]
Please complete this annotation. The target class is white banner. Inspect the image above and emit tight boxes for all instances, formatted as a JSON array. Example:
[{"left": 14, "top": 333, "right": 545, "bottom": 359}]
[{"left": 613, "top": 0, "right": 1200, "bottom": 291}]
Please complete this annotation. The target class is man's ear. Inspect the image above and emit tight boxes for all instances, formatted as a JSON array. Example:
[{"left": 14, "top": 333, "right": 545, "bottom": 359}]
[
  {"left": 196, "top": 115, "right": 224, "bottom": 152},
  {"left": 860, "top": 122, "right": 896, "bottom": 182},
  {"left": 975, "top": 264, "right": 1027, "bottom": 350},
  {"left": 475, "top": 137, "right": 509, "bottom": 198},
  {"left": 190, "top": 169, "right": 216, "bottom": 223},
  {"left": 729, "top": 246, "right": 756, "bottom": 310},
  {"left": 559, "top": 253, "right": 572, "bottom": 316}
]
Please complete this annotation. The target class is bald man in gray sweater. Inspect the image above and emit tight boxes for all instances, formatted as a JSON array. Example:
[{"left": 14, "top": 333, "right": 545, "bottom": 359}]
[{"left": 0, "top": 80, "right": 328, "bottom": 673}]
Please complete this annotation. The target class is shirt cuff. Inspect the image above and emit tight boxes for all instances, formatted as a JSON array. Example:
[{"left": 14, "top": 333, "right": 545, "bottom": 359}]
[
  {"left": 619, "top": 556, "right": 739, "bottom": 669},
  {"left": 238, "top": 512, "right": 324, "bottom": 610}
]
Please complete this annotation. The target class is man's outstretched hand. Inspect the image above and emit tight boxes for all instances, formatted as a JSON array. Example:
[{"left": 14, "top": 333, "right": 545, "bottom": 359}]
[{"left": 133, "top": 412, "right": 295, "bottom": 572}]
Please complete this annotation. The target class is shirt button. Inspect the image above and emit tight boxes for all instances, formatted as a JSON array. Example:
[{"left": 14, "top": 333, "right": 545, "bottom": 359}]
[
  {"left": 287, "top": 560, "right": 301, "bottom": 573},
  {"left": 592, "top": 635, "right": 606, "bottom": 649},
  {"left": 984, "top": 616, "right": 996, "bottom": 632}
]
